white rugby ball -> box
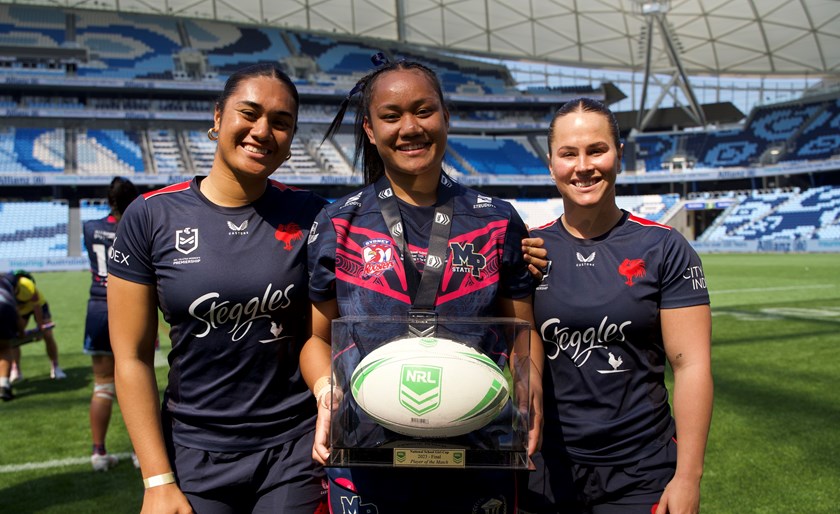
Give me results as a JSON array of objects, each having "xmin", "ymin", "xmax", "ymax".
[{"xmin": 350, "ymin": 336, "xmax": 509, "ymax": 438}]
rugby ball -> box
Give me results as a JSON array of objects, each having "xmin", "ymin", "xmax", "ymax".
[{"xmin": 350, "ymin": 336, "xmax": 509, "ymax": 438}]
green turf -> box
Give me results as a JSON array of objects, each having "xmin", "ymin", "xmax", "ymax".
[{"xmin": 1, "ymin": 255, "xmax": 839, "ymax": 512}]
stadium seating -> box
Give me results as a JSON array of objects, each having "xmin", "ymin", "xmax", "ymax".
[
  {"xmin": 291, "ymin": 33, "xmax": 382, "ymax": 75},
  {"xmin": 74, "ymin": 10, "xmax": 182, "ymax": 80},
  {"xmin": 510, "ymin": 193, "xmax": 680, "ymax": 229},
  {"xmin": 447, "ymin": 136, "xmax": 545, "ymax": 175},
  {"xmin": 148, "ymin": 129, "xmax": 186, "ymax": 174},
  {"xmin": 0, "ymin": 200, "xmax": 69, "ymax": 259},
  {"xmin": 186, "ymin": 19, "xmax": 291, "ymax": 78},
  {"xmin": 632, "ymin": 96, "xmax": 840, "ymax": 171},
  {"xmin": 783, "ymin": 98, "xmax": 840, "ymax": 162},
  {"xmin": 700, "ymin": 186, "xmax": 840, "ymax": 241},
  {"xmin": 77, "ymin": 130, "xmax": 144, "ymax": 174},
  {"xmin": 0, "ymin": 127, "xmax": 64, "ymax": 173}
]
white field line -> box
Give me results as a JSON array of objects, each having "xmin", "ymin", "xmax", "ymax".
[
  {"xmin": 711, "ymin": 284, "xmax": 835, "ymax": 295},
  {"xmin": 0, "ymin": 452, "xmax": 133, "ymax": 474},
  {"xmin": 3, "ymin": 353, "xmax": 165, "ymax": 474}
]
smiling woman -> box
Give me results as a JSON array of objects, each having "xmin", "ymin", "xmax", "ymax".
[
  {"xmin": 302, "ymin": 58, "xmax": 545, "ymax": 513},
  {"xmin": 526, "ymin": 98, "xmax": 714, "ymax": 514},
  {"xmin": 106, "ymin": 64, "xmax": 328, "ymax": 513}
]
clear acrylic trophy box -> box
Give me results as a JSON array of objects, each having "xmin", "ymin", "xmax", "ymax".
[{"xmin": 327, "ymin": 315, "xmax": 530, "ymax": 469}]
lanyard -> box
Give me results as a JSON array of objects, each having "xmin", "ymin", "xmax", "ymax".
[{"xmin": 374, "ymin": 172, "xmax": 456, "ymax": 337}]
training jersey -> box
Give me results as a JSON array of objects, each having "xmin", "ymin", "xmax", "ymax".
[
  {"xmin": 109, "ymin": 177, "xmax": 327, "ymax": 452},
  {"xmin": 309, "ymin": 175, "xmax": 534, "ymax": 514},
  {"xmin": 14, "ymin": 276, "xmax": 45, "ymax": 316},
  {"xmin": 531, "ymin": 211, "xmax": 710, "ymax": 465},
  {"xmin": 83, "ymin": 215, "xmax": 118, "ymax": 300},
  {"xmin": 308, "ymin": 178, "xmax": 534, "ymax": 316}
]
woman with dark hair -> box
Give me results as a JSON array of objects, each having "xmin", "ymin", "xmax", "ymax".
[
  {"xmin": 525, "ymin": 98, "xmax": 713, "ymax": 514},
  {"xmin": 107, "ymin": 64, "xmax": 328, "ymax": 513},
  {"xmin": 83, "ymin": 176, "xmax": 140, "ymax": 471},
  {"xmin": 302, "ymin": 58, "xmax": 544, "ymax": 513}
]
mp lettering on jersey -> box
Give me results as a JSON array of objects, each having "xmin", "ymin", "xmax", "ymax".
[
  {"xmin": 189, "ymin": 283, "xmax": 295, "ymax": 341},
  {"xmin": 340, "ymin": 495, "xmax": 379, "ymax": 514},
  {"xmin": 683, "ymin": 264, "xmax": 708, "ymax": 290},
  {"xmin": 540, "ymin": 315, "xmax": 632, "ymax": 367},
  {"xmin": 450, "ymin": 242, "xmax": 487, "ymax": 278}
]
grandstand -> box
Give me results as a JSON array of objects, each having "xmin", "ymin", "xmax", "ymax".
[{"xmin": 1, "ymin": 1, "xmax": 838, "ymax": 267}]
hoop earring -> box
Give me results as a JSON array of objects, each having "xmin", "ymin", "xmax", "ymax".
[
  {"xmin": 207, "ymin": 128, "xmax": 219, "ymax": 141},
  {"xmin": 285, "ymin": 153, "xmax": 292, "ymax": 161}
]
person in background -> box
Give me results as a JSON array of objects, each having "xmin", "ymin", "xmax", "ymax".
[
  {"xmin": 302, "ymin": 57, "xmax": 544, "ymax": 513},
  {"xmin": 10, "ymin": 271, "xmax": 65, "ymax": 381},
  {"xmin": 107, "ymin": 64, "xmax": 328, "ymax": 513},
  {"xmin": 524, "ymin": 97, "xmax": 713, "ymax": 514},
  {"xmin": 1, "ymin": 273, "xmax": 18, "ymax": 401},
  {"xmin": 83, "ymin": 176, "xmax": 141, "ymax": 471}
]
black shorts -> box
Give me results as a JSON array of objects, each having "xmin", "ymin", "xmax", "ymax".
[
  {"xmin": 170, "ymin": 430, "xmax": 327, "ymax": 514},
  {"xmin": 83, "ymin": 298, "xmax": 111, "ymax": 355},
  {"xmin": 523, "ymin": 438, "xmax": 678, "ymax": 514},
  {"xmin": 0, "ymin": 296, "xmax": 17, "ymax": 340},
  {"xmin": 327, "ymin": 466, "xmax": 522, "ymax": 514},
  {"xmin": 21, "ymin": 302, "xmax": 52, "ymax": 325}
]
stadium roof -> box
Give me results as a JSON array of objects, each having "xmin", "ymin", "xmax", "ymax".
[{"xmin": 27, "ymin": 0, "xmax": 840, "ymax": 77}]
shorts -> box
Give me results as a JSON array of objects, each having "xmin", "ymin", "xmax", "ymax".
[
  {"xmin": 170, "ymin": 430, "xmax": 327, "ymax": 514},
  {"xmin": 523, "ymin": 438, "xmax": 678, "ymax": 514},
  {"xmin": 21, "ymin": 303, "xmax": 52, "ymax": 324},
  {"xmin": 327, "ymin": 466, "xmax": 521, "ymax": 514},
  {"xmin": 0, "ymin": 296, "xmax": 17, "ymax": 340},
  {"xmin": 83, "ymin": 299, "xmax": 111, "ymax": 355}
]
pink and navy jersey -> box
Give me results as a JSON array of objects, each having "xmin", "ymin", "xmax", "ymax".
[
  {"xmin": 83, "ymin": 215, "xmax": 118, "ymax": 300},
  {"xmin": 308, "ymin": 181, "xmax": 534, "ymax": 317},
  {"xmin": 531, "ymin": 211, "xmax": 710, "ymax": 465},
  {"xmin": 109, "ymin": 177, "xmax": 327, "ymax": 452}
]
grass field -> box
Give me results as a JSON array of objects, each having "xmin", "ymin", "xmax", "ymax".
[{"xmin": 1, "ymin": 254, "xmax": 839, "ymax": 513}]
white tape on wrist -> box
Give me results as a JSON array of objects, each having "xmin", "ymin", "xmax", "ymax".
[{"xmin": 143, "ymin": 472, "xmax": 176, "ymax": 489}]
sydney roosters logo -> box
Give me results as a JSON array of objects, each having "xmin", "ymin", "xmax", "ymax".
[
  {"xmin": 362, "ymin": 239, "xmax": 395, "ymax": 277},
  {"xmin": 275, "ymin": 223, "xmax": 303, "ymax": 251},
  {"xmin": 618, "ymin": 258, "xmax": 646, "ymax": 286}
]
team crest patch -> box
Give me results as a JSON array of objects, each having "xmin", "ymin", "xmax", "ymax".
[
  {"xmin": 275, "ymin": 222, "xmax": 303, "ymax": 251},
  {"xmin": 362, "ymin": 239, "xmax": 395, "ymax": 277},
  {"xmin": 175, "ymin": 227, "xmax": 198, "ymax": 254}
]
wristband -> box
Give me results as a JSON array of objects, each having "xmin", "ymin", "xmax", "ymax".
[
  {"xmin": 143, "ymin": 472, "xmax": 176, "ymax": 489},
  {"xmin": 314, "ymin": 376, "xmax": 332, "ymax": 409}
]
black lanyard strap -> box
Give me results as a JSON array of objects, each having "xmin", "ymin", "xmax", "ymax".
[{"xmin": 374, "ymin": 172, "xmax": 456, "ymax": 335}]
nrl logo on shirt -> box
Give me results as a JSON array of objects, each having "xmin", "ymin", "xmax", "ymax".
[
  {"xmin": 173, "ymin": 227, "xmax": 201, "ymax": 265},
  {"xmin": 175, "ymin": 227, "xmax": 198, "ymax": 254}
]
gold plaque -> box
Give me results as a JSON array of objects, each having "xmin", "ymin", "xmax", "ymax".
[{"xmin": 392, "ymin": 448, "xmax": 466, "ymax": 468}]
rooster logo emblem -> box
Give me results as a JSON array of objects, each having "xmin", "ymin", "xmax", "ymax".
[
  {"xmin": 275, "ymin": 222, "xmax": 303, "ymax": 251},
  {"xmin": 618, "ymin": 258, "xmax": 646, "ymax": 286}
]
